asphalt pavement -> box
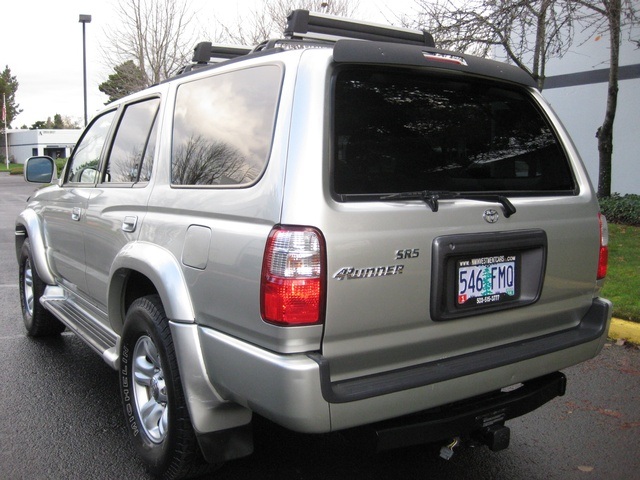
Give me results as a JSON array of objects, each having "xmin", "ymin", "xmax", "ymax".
[{"xmin": 1, "ymin": 173, "xmax": 639, "ymax": 480}]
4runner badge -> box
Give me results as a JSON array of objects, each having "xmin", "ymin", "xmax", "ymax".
[{"xmin": 333, "ymin": 264, "xmax": 404, "ymax": 281}]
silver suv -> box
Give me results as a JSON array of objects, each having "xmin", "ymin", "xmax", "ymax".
[{"xmin": 16, "ymin": 10, "xmax": 612, "ymax": 479}]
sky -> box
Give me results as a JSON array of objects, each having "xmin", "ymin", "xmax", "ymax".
[{"xmin": 4, "ymin": 0, "xmax": 420, "ymax": 129}]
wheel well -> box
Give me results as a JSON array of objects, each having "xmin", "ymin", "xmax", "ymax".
[
  {"xmin": 124, "ymin": 271, "xmax": 158, "ymax": 315},
  {"xmin": 110, "ymin": 270, "xmax": 159, "ymax": 334}
]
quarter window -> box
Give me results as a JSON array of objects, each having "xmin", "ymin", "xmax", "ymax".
[{"xmin": 172, "ymin": 66, "xmax": 282, "ymax": 186}]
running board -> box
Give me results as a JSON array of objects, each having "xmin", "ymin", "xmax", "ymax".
[{"xmin": 40, "ymin": 286, "xmax": 120, "ymax": 369}]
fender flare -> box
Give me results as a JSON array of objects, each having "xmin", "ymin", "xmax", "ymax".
[
  {"xmin": 15, "ymin": 209, "xmax": 56, "ymax": 285},
  {"xmin": 110, "ymin": 243, "xmax": 252, "ymax": 444},
  {"xmin": 108, "ymin": 242, "xmax": 195, "ymax": 327}
]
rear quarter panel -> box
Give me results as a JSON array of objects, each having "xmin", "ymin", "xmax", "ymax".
[{"xmin": 139, "ymin": 53, "xmax": 325, "ymax": 353}]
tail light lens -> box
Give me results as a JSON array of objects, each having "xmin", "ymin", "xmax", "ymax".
[
  {"xmin": 261, "ymin": 226, "xmax": 326, "ymax": 326},
  {"xmin": 597, "ymin": 213, "xmax": 609, "ymax": 280}
]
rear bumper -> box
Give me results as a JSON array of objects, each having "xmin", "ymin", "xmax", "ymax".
[
  {"xmin": 198, "ymin": 297, "xmax": 611, "ymax": 433},
  {"xmin": 314, "ymin": 297, "xmax": 611, "ymax": 403}
]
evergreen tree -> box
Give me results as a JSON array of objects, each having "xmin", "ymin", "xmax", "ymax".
[
  {"xmin": 99, "ymin": 60, "xmax": 148, "ymax": 103},
  {"xmin": 0, "ymin": 65, "xmax": 22, "ymax": 128}
]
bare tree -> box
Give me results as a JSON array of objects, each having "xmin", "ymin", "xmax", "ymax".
[
  {"xmin": 406, "ymin": 0, "xmax": 577, "ymax": 89},
  {"xmin": 103, "ymin": 0, "xmax": 198, "ymax": 88},
  {"xmin": 221, "ymin": 0, "xmax": 361, "ymax": 45},
  {"xmin": 573, "ymin": 0, "xmax": 638, "ymax": 197}
]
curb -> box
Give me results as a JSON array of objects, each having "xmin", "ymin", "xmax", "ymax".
[{"xmin": 608, "ymin": 318, "xmax": 640, "ymax": 345}]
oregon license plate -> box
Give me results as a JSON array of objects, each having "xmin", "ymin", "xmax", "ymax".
[{"xmin": 457, "ymin": 255, "xmax": 517, "ymax": 307}]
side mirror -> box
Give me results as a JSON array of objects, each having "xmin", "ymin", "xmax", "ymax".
[{"xmin": 24, "ymin": 156, "xmax": 57, "ymax": 184}]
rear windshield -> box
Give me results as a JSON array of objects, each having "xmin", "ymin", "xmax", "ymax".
[{"xmin": 332, "ymin": 68, "xmax": 575, "ymax": 197}]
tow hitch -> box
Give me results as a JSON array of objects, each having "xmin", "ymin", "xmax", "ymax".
[
  {"xmin": 440, "ymin": 424, "xmax": 510, "ymax": 460},
  {"xmin": 476, "ymin": 424, "xmax": 511, "ymax": 452},
  {"xmin": 349, "ymin": 372, "xmax": 565, "ymax": 456}
]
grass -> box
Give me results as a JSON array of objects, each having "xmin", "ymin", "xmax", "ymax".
[
  {"xmin": 602, "ymin": 223, "xmax": 640, "ymax": 323},
  {"xmin": 0, "ymin": 158, "xmax": 67, "ymax": 175},
  {"xmin": 0, "ymin": 161, "xmax": 25, "ymax": 175}
]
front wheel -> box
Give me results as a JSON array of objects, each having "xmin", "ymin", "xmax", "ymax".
[
  {"xmin": 18, "ymin": 238, "xmax": 65, "ymax": 337},
  {"xmin": 120, "ymin": 295, "xmax": 213, "ymax": 479}
]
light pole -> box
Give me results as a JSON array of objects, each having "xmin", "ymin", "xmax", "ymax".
[{"xmin": 79, "ymin": 14, "xmax": 92, "ymax": 126}]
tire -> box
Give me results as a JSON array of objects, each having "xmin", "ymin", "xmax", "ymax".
[
  {"xmin": 120, "ymin": 295, "xmax": 214, "ymax": 479},
  {"xmin": 18, "ymin": 238, "xmax": 65, "ymax": 337}
]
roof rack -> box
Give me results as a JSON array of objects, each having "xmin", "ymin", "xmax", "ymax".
[
  {"xmin": 177, "ymin": 10, "xmax": 436, "ymax": 75},
  {"xmin": 178, "ymin": 42, "xmax": 254, "ymax": 73},
  {"xmin": 284, "ymin": 9, "xmax": 435, "ymax": 48},
  {"xmin": 192, "ymin": 42, "xmax": 253, "ymax": 64}
]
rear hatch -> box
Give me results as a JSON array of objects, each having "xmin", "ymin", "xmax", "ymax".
[{"xmin": 319, "ymin": 65, "xmax": 601, "ymax": 383}]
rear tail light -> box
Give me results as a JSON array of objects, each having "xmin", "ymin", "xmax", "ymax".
[
  {"xmin": 597, "ymin": 213, "xmax": 609, "ymax": 280},
  {"xmin": 261, "ymin": 226, "xmax": 326, "ymax": 326}
]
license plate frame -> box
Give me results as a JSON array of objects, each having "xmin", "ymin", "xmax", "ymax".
[
  {"xmin": 456, "ymin": 254, "xmax": 519, "ymax": 309},
  {"xmin": 430, "ymin": 230, "xmax": 546, "ymax": 322}
]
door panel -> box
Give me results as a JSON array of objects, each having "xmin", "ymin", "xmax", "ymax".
[
  {"xmin": 84, "ymin": 98, "xmax": 160, "ymax": 311},
  {"xmin": 42, "ymin": 110, "xmax": 117, "ymax": 293},
  {"xmin": 40, "ymin": 188, "xmax": 90, "ymax": 292}
]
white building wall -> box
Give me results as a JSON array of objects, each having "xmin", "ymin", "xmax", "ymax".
[
  {"xmin": 541, "ymin": 22, "xmax": 640, "ymax": 195},
  {"xmin": 7, "ymin": 129, "xmax": 81, "ymax": 164},
  {"xmin": 543, "ymin": 78, "xmax": 639, "ymax": 195}
]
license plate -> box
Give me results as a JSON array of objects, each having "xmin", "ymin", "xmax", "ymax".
[{"xmin": 457, "ymin": 255, "xmax": 517, "ymax": 307}]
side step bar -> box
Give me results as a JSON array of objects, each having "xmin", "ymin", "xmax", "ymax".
[{"xmin": 40, "ymin": 286, "xmax": 120, "ymax": 369}]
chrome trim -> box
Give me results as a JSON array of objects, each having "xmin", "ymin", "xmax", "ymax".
[
  {"xmin": 483, "ymin": 208, "xmax": 500, "ymax": 223},
  {"xmin": 40, "ymin": 285, "xmax": 120, "ymax": 370}
]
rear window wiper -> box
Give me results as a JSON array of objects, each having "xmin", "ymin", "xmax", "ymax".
[{"xmin": 381, "ymin": 190, "xmax": 516, "ymax": 217}]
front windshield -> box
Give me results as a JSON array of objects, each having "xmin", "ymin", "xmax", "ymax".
[{"xmin": 332, "ymin": 67, "xmax": 575, "ymax": 196}]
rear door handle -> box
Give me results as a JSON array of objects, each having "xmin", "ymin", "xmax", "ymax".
[
  {"xmin": 71, "ymin": 207, "xmax": 82, "ymax": 221},
  {"xmin": 122, "ymin": 215, "xmax": 138, "ymax": 233}
]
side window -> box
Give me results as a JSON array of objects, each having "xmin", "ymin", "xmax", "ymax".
[
  {"xmin": 171, "ymin": 65, "xmax": 282, "ymax": 186},
  {"xmin": 66, "ymin": 111, "xmax": 116, "ymax": 184},
  {"xmin": 139, "ymin": 115, "xmax": 159, "ymax": 182},
  {"xmin": 104, "ymin": 98, "xmax": 161, "ymax": 184}
]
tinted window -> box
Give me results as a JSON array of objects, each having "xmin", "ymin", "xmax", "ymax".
[
  {"xmin": 67, "ymin": 111, "xmax": 116, "ymax": 184},
  {"xmin": 333, "ymin": 68, "xmax": 575, "ymax": 196},
  {"xmin": 140, "ymin": 115, "xmax": 159, "ymax": 182},
  {"xmin": 104, "ymin": 98, "xmax": 160, "ymax": 183},
  {"xmin": 172, "ymin": 65, "xmax": 282, "ymax": 186}
]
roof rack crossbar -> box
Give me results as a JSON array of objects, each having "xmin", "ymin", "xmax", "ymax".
[
  {"xmin": 284, "ymin": 10, "xmax": 435, "ymax": 48},
  {"xmin": 192, "ymin": 42, "xmax": 254, "ymax": 65}
]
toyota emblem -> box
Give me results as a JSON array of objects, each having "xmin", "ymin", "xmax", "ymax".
[{"xmin": 483, "ymin": 209, "xmax": 499, "ymax": 223}]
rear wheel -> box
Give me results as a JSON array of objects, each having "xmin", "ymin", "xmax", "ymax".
[
  {"xmin": 18, "ymin": 238, "xmax": 65, "ymax": 336},
  {"xmin": 120, "ymin": 295, "xmax": 214, "ymax": 479}
]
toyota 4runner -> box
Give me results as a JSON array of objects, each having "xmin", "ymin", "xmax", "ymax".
[{"xmin": 16, "ymin": 10, "xmax": 612, "ymax": 479}]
